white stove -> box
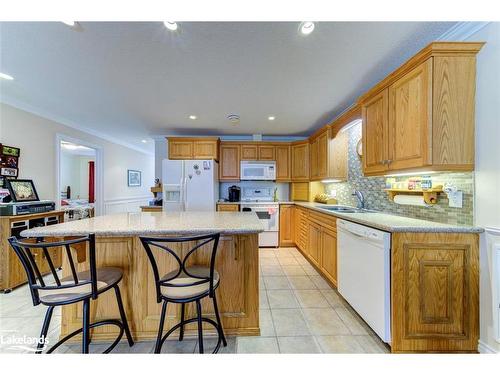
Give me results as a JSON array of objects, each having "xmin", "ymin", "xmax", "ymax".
[{"xmin": 240, "ymin": 188, "xmax": 279, "ymax": 247}]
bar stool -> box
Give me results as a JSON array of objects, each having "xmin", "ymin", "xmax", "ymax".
[
  {"xmin": 8, "ymin": 234, "xmax": 134, "ymax": 353},
  {"xmin": 140, "ymin": 233, "xmax": 227, "ymax": 354}
]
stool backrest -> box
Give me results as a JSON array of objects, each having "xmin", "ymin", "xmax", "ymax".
[
  {"xmin": 139, "ymin": 233, "xmax": 221, "ymax": 302},
  {"xmin": 8, "ymin": 234, "xmax": 98, "ymax": 305}
]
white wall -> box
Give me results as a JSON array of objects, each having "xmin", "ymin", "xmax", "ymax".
[
  {"xmin": 467, "ymin": 22, "xmax": 500, "ymax": 353},
  {"xmin": 60, "ymin": 152, "xmax": 95, "ymax": 199},
  {"xmin": 0, "ymin": 103, "xmax": 154, "ymax": 213}
]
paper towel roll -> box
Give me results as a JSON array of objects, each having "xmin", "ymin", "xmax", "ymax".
[{"xmin": 393, "ymin": 194, "xmax": 428, "ymax": 206}]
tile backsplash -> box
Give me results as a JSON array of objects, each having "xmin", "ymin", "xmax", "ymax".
[{"xmin": 324, "ymin": 123, "xmax": 474, "ymax": 226}]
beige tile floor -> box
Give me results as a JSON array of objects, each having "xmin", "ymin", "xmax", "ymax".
[{"xmin": 0, "ymin": 247, "xmax": 389, "ymax": 354}]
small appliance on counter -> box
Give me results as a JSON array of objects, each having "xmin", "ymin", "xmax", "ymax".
[
  {"xmin": 0, "ymin": 179, "xmax": 56, "ymax": 216},
  {"xmin": 228, "ymin": 185, "xmax": 241, "ymax": 202}
]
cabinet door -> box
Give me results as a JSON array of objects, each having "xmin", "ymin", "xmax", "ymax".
[
  {"xmin": 362, "ymin": 89, "xmax": 389, "ymax": 175},
  {"xmin": 307, "ymin": 221, "xmax": 321, "ymax": 267},
  {"xmin": 320, "ymin": 228, "xmax": 337, "ymax": 286},
  {"xmin": 316, "ymin": 131, "xmax": 329, "ymax": 179},
  {"xmin": 219, "ymin": 144, "xmax": 241, "ymax": 180},
  {"xmin": 168, "ymin": 140, "xmax": 193, "ymax": 159},
  {"xmin": 388, "ymin": 59, "xmax": 432, "ymax": 170},
  {"xmin": 241, "ymin": 145, "xmax": 258, "ymax": 160},
  {"xmin": 275, "ymin": 145, "xmax": 291, "ymax": 181},
  {"xmin": 193, "ymin": 140, "xmax": 219, "ymax": 160},
  {"xmin": 291, "ymin": 143, "xmax": 310, "ymax": 181},
  {"xmin": 330, "ymin": 130, "xmax": 348, "ymax": 180},
  {"xmin": 309, "ymin": 139, "xmax": 318, "ymax": 180},
  {"xmin": 258, "ymin": 145, "xmax": 275, "ymax": 160},
  {"xmin": 279, "ymin": 205, "xmax": 294, "ymax": 247}
]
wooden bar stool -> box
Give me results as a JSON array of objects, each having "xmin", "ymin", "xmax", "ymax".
[
  {"xmin": 8, "ymin": 234, "xmax": 134, "ymax": 353},
  {"xmin": 139, "ymin": 232, "xmax": 227, "ymax": 354}
]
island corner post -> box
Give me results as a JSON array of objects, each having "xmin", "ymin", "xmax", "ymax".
[{"xmin": 58, "ymin": 233, "xmax": 260, "ymax": 342}]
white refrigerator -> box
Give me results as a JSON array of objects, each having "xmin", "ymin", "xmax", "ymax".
[{"xmin": 162, "ymin": 159, "xmax": 219, "ymax": 211}]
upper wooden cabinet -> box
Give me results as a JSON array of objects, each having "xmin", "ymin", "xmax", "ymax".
[
  {"xmin": 241, "ymin": 144, "xmax": 258, "ymax": 160},
  {"xmin": 168, "ymin": 137, "xmax": 220, "ymax": 161},
  {"xmin": 359, "ymin": 42, "xmax": 483, "ymax": 176},
  {"xmin": 291, "ymin": 141, "xmax": 310, "ymax": 182},
  {"xmin": 309, "ymin": 127, "xmax": 348, "ymax": 181},
  {"xmin": 275, "ymin": 144, "xmax": 291, "ymax": 182},
  {"xmin": 219, "ymin": 143, "xmax": 240, "ymax": 180},
  {"xmin": 258, "ymin": 145, "xmax": 276, "ymax": 160}
]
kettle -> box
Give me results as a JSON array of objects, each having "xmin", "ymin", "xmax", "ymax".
[{"xmin": 228, "ymin": 185, "xmax": 241, "ymax": 202}]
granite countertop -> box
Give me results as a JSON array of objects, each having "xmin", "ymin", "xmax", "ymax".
[
  {"xmin": 294, "ymin": 202, "xmax": 483, "ymax": 233},
  {"xmin": 21, "ymin": 211, "xmax": 265, "ymax": 237}
]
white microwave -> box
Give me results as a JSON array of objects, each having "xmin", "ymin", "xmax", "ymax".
[{"xmin": 240, "ymin": 161, "xmax": 276, "ymax": 181}]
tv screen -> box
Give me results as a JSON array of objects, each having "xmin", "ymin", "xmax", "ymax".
[{"xmin": 6, "ymin": 179, "xmax": 40, "ymax": 202}]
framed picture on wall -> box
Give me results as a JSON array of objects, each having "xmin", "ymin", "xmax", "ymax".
[
  {"xmin": 0, "ymin": 167, "xmax": 18, "ymax": 177},
  {"xmin": 127, "ymin": 170, "xmax": 142, "ymax": 187},
  {"xmin": 1, "ymin": 145, "xmax": 20, "ymax": 157}
]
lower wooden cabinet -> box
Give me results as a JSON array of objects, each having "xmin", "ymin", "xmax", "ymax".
[
  {"xmin": 391, "ymin": 231, "xmax": 479, "ymax": 353},
  {"xmin": 279, "ymin": 205, "xmax": 294, "ymax": 247},
  {"xmin": 319, "ymin": 227, "xmax": 337, "ymax": 286},
  {"xmin": 307, "ymin": 221, "xmax": 321, "ymax": 267}
]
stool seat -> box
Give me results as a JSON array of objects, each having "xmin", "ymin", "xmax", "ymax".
[
  {"xmin": 160, "ymin": 266, "xmax": 219, "ymax": 300},
  {"xmin": 39, "ymin": 267, "xmax": 123, "ymax": 304}
]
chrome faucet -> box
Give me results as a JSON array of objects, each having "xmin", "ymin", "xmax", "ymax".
[{"xmin": 352, "ymin": 190, "xmax": 365, "ymax": 209}]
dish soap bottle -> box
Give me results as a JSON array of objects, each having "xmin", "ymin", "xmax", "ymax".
[{"xmin": 273, "ymin": 187, "xmax": 278, "ymax": 202}]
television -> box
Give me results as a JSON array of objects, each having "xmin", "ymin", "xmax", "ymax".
[{"xmin": 6, "ymin": 179, "xmax": 40, "ymax": 202}]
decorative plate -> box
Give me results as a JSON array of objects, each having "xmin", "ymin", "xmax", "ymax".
[{"xmin": 356, "ymin": 139, "xmax": 363, "ymax": 158}]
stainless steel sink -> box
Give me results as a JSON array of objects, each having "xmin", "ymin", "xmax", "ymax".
[{"xmin": 320, "ymin": 205, "xmax": 367, "ymax": 213}]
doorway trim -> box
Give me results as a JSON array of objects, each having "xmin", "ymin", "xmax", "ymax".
[{"xmin": 55, "ymin": 133, "xmax": 104, "ymax": 216}]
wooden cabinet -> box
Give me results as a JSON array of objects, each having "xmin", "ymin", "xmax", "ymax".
[
  {"xmin": 275, "ymin": 145, "xmax": 291, "ymax": 181},
  {"xmin": 320, "ymin": 227, "xmax": 337, "ymax": 286},
  {"xmin": 241, "ymin": 145, "xmax": 258, "ymax": 160},
  {"xmin": 258, "ymin": 145, "xmax": 275, "ymax": 160},
  {"xmin": 141, "ymin": 206, "xmax": 162, "ymax": 212},
  {"xmin": 0, "ymin": 211, "xmax": 65, "ymax": 292},
  {"xmin": 330, "ymin": 130, "xmax": 349, "ymax": 180},
  {"xmin": 359, "ymin": 42, "xmax": 483, "ymax": 176},
  {"xmin": 307, "ymin": 221, "xmax": 321, "ymax": 267},
  {"xmin": 388, "ymin": 59, "xmax": 432, "ymax": 170},
  {"xmin": 216, "ymin": 203, "xmax": 240, "ymax": 212},
  {"xmin": 279, "ymin": 205, "xmax": 294, "ymax": 247},
  {"xmin": 309, "ymin": 130, "xmax": 328, "ymax": 180},
  {"xmin": 291, "ymin": 141, "xmax": 309, "ymax": 182},
  {"xmin": 168, "ymin": 137, "xmax": 219, "ymax": 160},
  {"xmin": 294, "ymin": 207, "xmax": 309, "ymax": 252},
  {"xmin": 219, "ymin": 144, "xmax": 240, "ymax": 181},
  {"xmin": 362, "ymin": 89, "xmax": 389, "ymax": 175},
  {"xmin": 391, "ymin": 232, "xmax": 479, "ymax": 353}
]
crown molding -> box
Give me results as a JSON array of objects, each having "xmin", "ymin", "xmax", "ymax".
[
  {"xmin": 1, "ymin": 99, "xmax": 154, "ymax": 156},
  {"xmin": 438, "ymin": 22, "xmax": 490, "ymax": 41}
]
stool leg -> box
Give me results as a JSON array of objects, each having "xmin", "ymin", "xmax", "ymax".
[
  {"xmin": 196, "ymin": 300, "xmax": 204, "ymax": 354},
  {"xmin": 114, "ymin": 285, "xmax": 134, "ymax": 347},
  {"xmin": 154, "ymin": 300, "xmax": 167, "ymax": 354},
  {"xmin": 36, "ymin": 306, "xmax": 54, "ymax": 354},
  {"xmin": 82, "ymin": 298, "xmax": 91, "ymax": 354},
  {"xmin": 212, "ymin": 293, "xmax": 227, "ymax": 347},
  {"xmin": 179, "ymin": 303, "xmax": 185, "ymax": 341}
]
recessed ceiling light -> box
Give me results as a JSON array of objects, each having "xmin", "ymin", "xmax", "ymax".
[
  {"xmin": 0, "ymin": 72, "xmax": 14, "ymax": 80},
  {"xmin": 268, "ymin": 116, "xmax": 276, "ymax": 121},
  {"xmin": 189, "ymin": 115, "xmax": 197, "ymax": 120},
  {"xmin": 163, "ymin": 22, "xmax": 178, "ymax": 31},
  {"xmin": 299, "ymin": 22, "xmax": 315, "ymax": 35},
  {"xmin": 62, "ymin": 21, "xmax": 77, "ymax": 27},
  {"xmin": 141, "ymin": 139, "xmax": 147, "ymax": 143}
]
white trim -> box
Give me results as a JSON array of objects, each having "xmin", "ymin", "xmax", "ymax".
[
  {"xmin": 103, "ymin": 195, "xmax": 151, "ymax": 203},
  {"xmin": 438, "ymin": 22, "xmax": 491, "ymax": 41},
  {"xmin": 2, "ymin": 99, "xmax": 154, "ymax": 156},
  {"xmin": 103, "ymin": 195, "xmax": 151, "ymax": 214},
  {"xmin": 478, "ymin": 340, "xmax": 498, "ymax": 354},
  {"xmin": 55, "ymin": 133, "xmax": 104, "ymax": 216}
]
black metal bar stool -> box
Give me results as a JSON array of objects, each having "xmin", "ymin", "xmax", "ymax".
[
  {"xmin": 8, "ymin": 234, "xmax": 134, "ymax": 353},
  {"xmin": 139, "ymin": 232, "xmax": 227, "ymax": 354}
]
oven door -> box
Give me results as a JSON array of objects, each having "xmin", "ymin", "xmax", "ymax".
[{"xmin": 241, "ymin": 205, "xmax": 278, "ymax": 231}]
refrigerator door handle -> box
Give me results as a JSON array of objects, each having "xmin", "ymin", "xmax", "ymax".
[{"xmin": 183, "ymin": 177, "xmax": 188, "ymax": 211}]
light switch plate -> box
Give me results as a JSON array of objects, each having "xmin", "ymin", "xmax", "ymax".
[{"xmin": 448, "ymin": 191, "xmax": 463, "ymax": 208}]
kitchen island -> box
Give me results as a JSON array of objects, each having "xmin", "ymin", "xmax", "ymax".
[{"xmin": 22, "ymin": 211, "xmax": 264, "ymax": 342}]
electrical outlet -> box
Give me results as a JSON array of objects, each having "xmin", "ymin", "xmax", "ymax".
[{"xmin": 448, "ymin": 191, "xmax": 463, "ymax": 208}]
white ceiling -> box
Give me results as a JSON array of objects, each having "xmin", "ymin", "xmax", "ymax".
[{"xmin": 0, "ymin": 22, "xmax": 455, "ymax": 153}]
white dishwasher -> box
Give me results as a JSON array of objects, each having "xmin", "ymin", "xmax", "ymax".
[{"xmin": 337, "ymin": 219, "xmax": 391, "ymax": 343}]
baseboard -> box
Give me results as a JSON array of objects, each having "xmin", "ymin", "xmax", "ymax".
[{"xmin": 478, "ymin": 340, "xmax": 499, "ymax": 353}]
